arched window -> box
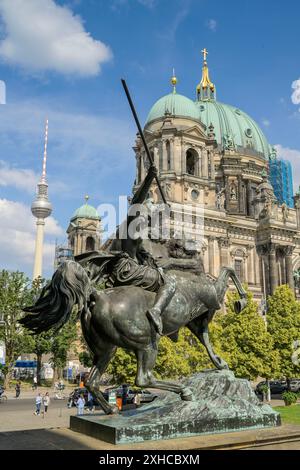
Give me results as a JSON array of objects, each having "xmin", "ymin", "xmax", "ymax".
[
  {"xmin": 234, "ymin": 259, "xmax": 244, "ymax": 282},
  {"xmin": 166, "ymin": 140, "xmax": 171, "ymax": 170},
  {"xmin": 186, "ymin": 148, "xmax": 198, "ymax": 176},
  {"xmin": 86, "ymin": 237, "xmax": 95, "ymax": 252}
]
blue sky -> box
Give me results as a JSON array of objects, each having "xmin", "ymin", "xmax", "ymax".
[{"xmin": 0, "ymin": 0, "xmax": 300, "ymax": 277}]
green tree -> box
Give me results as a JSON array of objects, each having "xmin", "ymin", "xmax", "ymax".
[
  {"xmin": 78, "ymin": 350, "xmax": 93, "ymax": 368},
  {"xmin": 267, "ymin": 285, "xmax": 300, "ymax": 383},
  {"xmin": 0, "ymin": 270, "xmax": 35, "ymax": 387},
  {"xmin": 154, "ymin": 328, "xmax": 212, "ymax": 380},
  {"xmin": 50, "ymin": 312, "xmax": 78, "ymax": 382},
  {"xmin": 106, "ymin": 328, "xmax": 213, "ymax": 385},
  {"xmin": 215, "ymin": 288, "xmax": 280, "ymax": 380},
  {"xmin": 27, "ymin": 277, "xmax": 52, "ymax": 386},
  {"xmin": 107, "ymin": 349, "xmax": 137, "ymax": 385}
]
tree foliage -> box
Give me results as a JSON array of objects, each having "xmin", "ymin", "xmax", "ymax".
[
  {"xmin": 267, "ymin": 285, "xmax": 300, "ymax": 379},
  {"xmin": 0, "ymin": 270, "xmax": 35, "ymax": 387},
  {"xmin": 49, "ymin": 312, "xmax": 78, "ymax": 381},
  {"xmin": 26, "ymin": 277, "xmax": 52, "ymax": 385},
  {"xmin": 214, "ymin": 288, "xmax": 280, "ymax": 380},
  {"xmin": 105, "ymin": 328, "xmax": 213, "ymax": 385},
  {"xmin": 154, "ymin": 329, "xmax": 212, "ymax": 379}
]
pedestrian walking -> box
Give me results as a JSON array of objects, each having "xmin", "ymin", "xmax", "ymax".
[
  {"xmin": 34, "ymin": 393, "xmax": 42, "ymax": 416},
  {"xmin": 15, "ymin": 381, "xmax": 21, "ymax": 398},
  {"xmin": 33, "ymin": 376, "xmax": 38, "ymax": 390},
  {"xmin": 87, "ymin": 391, "xmax": 94, "ymax": 412},
  {"xmin": 134, "ymin": 392, "xmax": 141, "ymax": 408},
  {"xmin": 43, "ymin": 392, "xmax": 50, "ymax": 414},
  {"xmin": 76, "ymin": 394, "xmax": 85, "ymax": 416}
]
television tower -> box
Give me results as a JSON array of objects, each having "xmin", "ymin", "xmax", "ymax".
[{"xmin": 31, "ymin": 119, "xmax": 52, "ymax": 280}]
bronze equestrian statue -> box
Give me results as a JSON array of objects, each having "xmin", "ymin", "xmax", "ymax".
[
  {"xmin": 20, "ymin": 82, "xmax": 247, "ymax": 415},
  {"xmin": 20, "ymin": 230, "xmax": 247, "ymax": 415}
]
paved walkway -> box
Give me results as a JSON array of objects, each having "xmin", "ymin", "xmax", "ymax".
[
  {"xmin": 1, "ymin": 389, "xmax": 299, "ymax": 450},
  {"xmin": 1, "ymin": 424, "xmax": 300, "ymax": 450}
]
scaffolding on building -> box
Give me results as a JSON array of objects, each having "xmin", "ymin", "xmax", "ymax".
[
  {"xmin": 54, "ymin": 242, "xmax": 74, "ymax": 270},
  {"xmin": 269, "ymin": 158, "xmax": 294, "ymax": 208}
]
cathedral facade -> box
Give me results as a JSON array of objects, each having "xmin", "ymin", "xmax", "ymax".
[{"xmin": 132, "ymin": 51, "xmax": 300, "ymax": 302}]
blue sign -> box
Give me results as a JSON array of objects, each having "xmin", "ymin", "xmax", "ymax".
[{"xmin": 15, "ymin": 361, "xmax": 37, "ymax": 368}]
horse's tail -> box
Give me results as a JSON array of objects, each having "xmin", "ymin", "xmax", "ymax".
[{"xmin": 20, "ymin": 261, "xmax": 91, "ymax": 334}]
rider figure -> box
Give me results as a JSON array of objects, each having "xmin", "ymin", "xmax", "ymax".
[{"xmin": 111, "ymin": 164, "xmax": 176, "ymax": 335}]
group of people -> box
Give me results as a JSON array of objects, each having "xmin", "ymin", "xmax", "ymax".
[{"xmin": 33, "ymin": 392, "xmax": 50, "ymax": 416}]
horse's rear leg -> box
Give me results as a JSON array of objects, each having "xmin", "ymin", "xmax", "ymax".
[
  {"xmin": 188, "ymin": 316, "xmax": 228, "ymax": 370},
  {"xmin": 135, "ymin": 347, "xmax": 193, "ymax": 401},
  {"xmin": 85, "ymin": 344, "xmax": 117, "ymax": 415}
]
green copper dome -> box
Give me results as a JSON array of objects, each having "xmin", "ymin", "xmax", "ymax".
[
  {"xmin": 145, "ymin": 54, "xmax": 271, "ymax": 160},
  {"xmin": 71, "ymin": 203, "xmax": 100, "ymax": 221},
  {"xmin": 146, "ymin": 93, "xmax": 199, "ymax": 124},
  {"xmin": 196, "ymin": 100, "xmax": 270, "ymax": 159}
]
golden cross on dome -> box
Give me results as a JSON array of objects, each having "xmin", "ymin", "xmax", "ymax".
[{"xmin": 201, "ymin": 48, "xmax": 208, "ymax": 62}]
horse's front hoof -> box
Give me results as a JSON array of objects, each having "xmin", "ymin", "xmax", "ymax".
[
  {"xmin": 216, "ymin": 356, "xmax": 229, "ymax": 370},
  {"xmin": 180, "ymin": 388, "xmax": 194, "ymax": 401}
]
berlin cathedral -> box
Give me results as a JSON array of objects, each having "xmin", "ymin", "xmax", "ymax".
[{"xmin": 65, "ymin": 50, "xmax": 300, "ymax": 305}]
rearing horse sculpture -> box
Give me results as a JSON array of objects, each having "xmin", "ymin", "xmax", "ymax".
[{"xmin": 20, "ymin": 260, "xmax": 247, "ymax": 415}]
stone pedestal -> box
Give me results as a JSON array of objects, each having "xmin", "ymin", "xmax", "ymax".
[{"xmin": 70, "ymin": 370, "xmax": 280, "ymax": 445}]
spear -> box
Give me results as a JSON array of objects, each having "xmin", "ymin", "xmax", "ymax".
[{"xmin": 121, "ymin": 79, "xmax": 167, "ymax": 205}]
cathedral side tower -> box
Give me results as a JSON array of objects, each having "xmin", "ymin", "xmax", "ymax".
[{"xmin": 67, "ymin": 196, "xmax": 101, "ymax": 256}]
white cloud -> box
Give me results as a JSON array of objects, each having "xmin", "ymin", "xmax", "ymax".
[
  {"xmin": 291, "ymin": 79, "xmax": 300, "ymax": 105},
  {"xmin": 0, "ymin": 0, "xmax": 113, "ymax": 77},
  {"xmin": 274, "ymin": 144, "xmax": 300, "ymax": 191},
  {"xmin": 0, "ymin": 160, "xmax": 38, "ymax": 193},
  {"xmin": 0, "ymin": 198, "xmax": 64, "ymax": 275},
  {"xmin": 0, "ymin": 160, "xmax": 69, "ymax": 195},
  {"xmin": 0, "ymin": 80, "xmax": 6, "ymax": 104},
  {"xmin": 157, "ymin": 7, "xmax": 189, "ymax": 42},
  {"xmin": 206, "ymin": 19, "xmax": 217, "ymax": 32},
  {"xmin": 0, "ymin": 101, "xmax": 134, "ymax": 173}
]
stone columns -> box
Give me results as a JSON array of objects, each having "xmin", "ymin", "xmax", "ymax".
[
  {"xmin": 257, "ymin": 243, "xmax": 278, "ymax": 295},
  {"xmin": 201, "ymin": 149, "xmax": 208, "ymax": 178},
  {"xmin": 268, "ymin": 243, "xmax": 278, "ymax": 295},
  {"xmin": 246, "ymin": 180, "xmax": 252, "ymax": 216},
  {"xmin": 238, "ymin": 176, "xmax": 243, "ymax": 213},
  {"xmin": 170, "ymin": 139, "xmax": 174, "ymax": 171},
  {"xmin": 284, "ymin": 246, "xmax": 295, "ymax": 291},
  {"xmin": 247, "ymin": 246, "xmax": 255, "ymax": 284},
  {"xmin": 208, "ymin": 236, "xmax": 215, "ymax": 276},
  {"xmin": 153, "ymin": 146, "xmax": 159, "ymax": 168},
  {"xmin": 162, "ymin": 140, "xmax": 167, "ymax": 171},
  {"xmin": 210, "ymin": 151, "xmax": 215, "ymax": 180},
  {"xmin": 243, "ymin": 252, "xmax": 248, "ymax": 283},
  {"xmin": 279, "ymin": 256, "xmax": 286, "ymax": 285}
]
